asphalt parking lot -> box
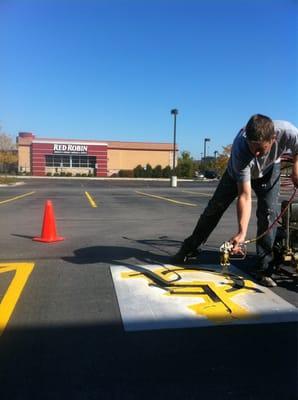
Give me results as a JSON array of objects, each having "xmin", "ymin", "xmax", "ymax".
[{"xmin": 0, "ymin": 178, "xmax": 297, "ymax": 399}]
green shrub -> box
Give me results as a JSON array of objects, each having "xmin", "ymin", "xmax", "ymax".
[
  {"xmin": 0, "ymin": 177, "xmax": 18, "ymax": 184},
  {"xmin": 133, "ymin": 164, "xmax": 154, "ymax": 177},
  {"xmin": 118, "ymin": 169, "xmax": 134, "ymax": 177},
  {"xmin": 46, "ymin": 172, "xmax": 52, "ymax": 176},
  {"xmin": 162, "ymin": 165, "xmax": 172, "ymax": 178},
  {"xmin": 152, "ymin": 165, "xmax": 162, "ymax": 178},
  {"xmin": 144, "ymin": 164, "xmax": 153, "ymax": 177},
  {"xmin": 66, "ymin": 172, "xmax": 72, "ymax": 177},
  {"xmin": 133, "ymin": 165, "xmax": 145, "ymax": 177},
  {"xmin": 75, "ymin": 173, "xmax": 81, "ymax": 177}
]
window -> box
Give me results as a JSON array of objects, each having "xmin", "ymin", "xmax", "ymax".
[
  {"xmin": 62, "ymin": 156, "xmax": 70, "ymax": 167},
  {"xmin": 45, "ymin": 155, "xmax": 96, "ymax": 168},
  {"xmin": 45, "ymin": 155, "xmax": 70, "ymax": 167},
  {"xmin": 80, "ymin": 156, "xmax": 88, "ymax": 167},
  {"xmin": 71, "ymin": 155, "xmax": 96, "ymax": 168},
  {"xmin": 72, "ymin": 156, "xmax": 80, "ymax": 167}
]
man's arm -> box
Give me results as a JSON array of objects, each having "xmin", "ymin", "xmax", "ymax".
[
  {"xmin": 230, "ymin": 180, "xmax": 252, "ymax": 252},
  {"xmin": 292, "ymin": 154, "xmax": 298, "ymax": 187}
]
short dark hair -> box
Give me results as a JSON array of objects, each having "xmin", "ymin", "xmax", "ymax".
[{"xmin": 245, "ymin": 114, "xmax": 275, "ymax": 141}]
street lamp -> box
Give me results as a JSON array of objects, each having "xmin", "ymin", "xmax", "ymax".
[
  {"xmin": 214, "ymin": 150, "xmax": 218, "ymax": 159},
  {"xmin": 170, "ymin": 108, "xmax": 178, "ymax": 187},
  {"xmin": 204, "ymin": 138, "xmax": 210, "ymax": 161}
]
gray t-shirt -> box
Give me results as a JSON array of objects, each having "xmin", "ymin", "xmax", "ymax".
[{"xmin": 227, "ymin": 120, "xmax": 298, "ymax": 182}]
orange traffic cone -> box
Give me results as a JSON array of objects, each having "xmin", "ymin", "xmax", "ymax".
[{"xmin": 33, "ymin": 200, "xmax": 64, "ymax": 243}]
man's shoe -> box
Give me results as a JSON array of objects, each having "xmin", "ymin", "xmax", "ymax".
[
  {"xmin": 171, "ymin": 247, "xmax": 200, "ymax": 264},
  {"xmin": 256, "ymin": 275, "xmax": 277, "ymax": 287}
]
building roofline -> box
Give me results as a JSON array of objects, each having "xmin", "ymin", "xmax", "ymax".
[
  {"xmin": 33, "ymin": 139, "xmax": 108, "ymax": 146},
  {"xmin": 19, "ymin": 134, "xmax": 176, "ymax": 150}
]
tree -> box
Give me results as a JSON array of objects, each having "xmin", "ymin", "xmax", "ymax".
[
  {"xmin": 0, "ymin": 132, "xmax": 16, "ymax": 151},
  {"xmin": 177, "ymin": 151, "xmax": 194, "ymax": 178},
  {"xmin": 214, "ymin": 144, "xmax": 232, "ymax": 176},
  {"xmin": 0, "ymin": 131, "xmax": 18, "ymax": 173}
]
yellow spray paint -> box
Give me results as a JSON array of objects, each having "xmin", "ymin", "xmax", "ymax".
[
  {"xmin": 121, "ymin": 266, "xmax": 257, "ymax": 323},
  {"xmin": 0, "ymin": 263, "xmax": 35, "ymax": 336}
]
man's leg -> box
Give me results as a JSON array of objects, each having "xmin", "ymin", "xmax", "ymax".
[
  {"xmin": 252, "ymin": 164, "xmax": 280, "ymax": 285},
  {"xmin": 172, "ymin": 170, "xmax": 238, "ymax": 263}
]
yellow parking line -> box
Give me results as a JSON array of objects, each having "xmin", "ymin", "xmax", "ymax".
[
  {"xmin": 136, "ymin": 191, "xmax": 197, "ymax": 207},
  {"xmin": 85, "ymin": 191, "xmax": 98, "ymax": 208},
  {"xmin": 0, "ymin": 191, "xmax": 35, "ymax": 205},
  {"xmin": 182, "ymin": 190, "xmax": 260, "ymax": 203},
  {"xmin": 0, "ymin": 263, "xmax": 35, "ymax": 336},
  {"xmin": 182, "ymin": 190, "xmax": 212, "ymax": 197}
]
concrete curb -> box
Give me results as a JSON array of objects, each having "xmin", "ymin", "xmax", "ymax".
[
  {"xmin": 0, "ymin": 175, "xmax": 216, "ymax": 182},
  {"xmin": 0, "ymin": 175, "xmax": 196, "ymax": 182}
]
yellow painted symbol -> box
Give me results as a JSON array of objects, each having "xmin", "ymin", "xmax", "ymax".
[
  {"xmin": 121, "ymin": 266, "xmax": 259, "ymax": 323},
  {"xmin": 0, "ymin": 263, "xmax": 35, "ymax": 336}
]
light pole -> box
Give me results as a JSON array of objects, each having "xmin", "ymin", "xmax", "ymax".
[
  {"xmin": 204, "ymin": 138, "xmax": 210, "ymax": 161},
  {"xmin": 171, "ymin": 108, "xmax": 178, "ymax": 187},
  {"xmin": 214, "ymin": 150, "xmax": 218, "ymax": 159}
]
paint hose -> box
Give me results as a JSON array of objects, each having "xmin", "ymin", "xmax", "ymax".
[{"xmin": 244, "ymin": 187, "xmax": 297, "ymax": 245}]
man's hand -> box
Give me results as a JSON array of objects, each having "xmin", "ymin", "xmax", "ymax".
[{"xmin": 229, "ymin": 232, "xmax": 246, "ymax": 255}]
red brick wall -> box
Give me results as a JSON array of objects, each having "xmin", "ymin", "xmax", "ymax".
[
  {"xmin": 31, "ymin": 143, "xmax": 49, "ymax": 176},
  {"xmin": 88, "ymin": 144, "xmax": 108, "ymax": 177},
  {"xmin": 31, "ymin": 142, "xmax": 108, "ymax": 176}
]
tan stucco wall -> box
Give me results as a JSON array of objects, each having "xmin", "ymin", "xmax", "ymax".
[
  {"xmin": 18, "ymin": 145, "xmax": 31, "ymax": 172},
  {"xmin": 108, "ymin": 149, "xmax": 173, "ymax": 173}
]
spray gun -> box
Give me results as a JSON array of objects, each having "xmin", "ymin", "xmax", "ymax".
[
  {"xmin": 220, "ymin": 242, "xmax": 233, "ymax": 274},
  {"xmin": 220, "ymin": 241, "xmax": 247, "ymax": 273}
]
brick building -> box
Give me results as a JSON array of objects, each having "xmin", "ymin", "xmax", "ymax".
[{"xmin": 17, "ymin": 132, "xmax": 177, "ymax": 177}]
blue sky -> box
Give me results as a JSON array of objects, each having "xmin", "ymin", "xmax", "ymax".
[{"xmin": 1, "ymin": 0, "xmax": 297, "ymax": 159}]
